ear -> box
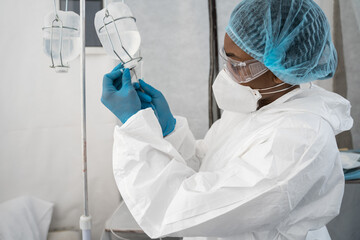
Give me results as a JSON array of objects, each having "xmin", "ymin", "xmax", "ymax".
[{"xmin": 272, "ymin": 74, "xmax": 283, "ymax": 84}]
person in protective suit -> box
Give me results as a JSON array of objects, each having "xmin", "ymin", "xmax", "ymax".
[{"xmin": 101, "ymin": 0, "xmax": 353, "ymax": 239}]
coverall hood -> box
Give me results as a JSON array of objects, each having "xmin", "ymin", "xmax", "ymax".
[{"xmin": 262, "ymin": 84, "xmax": 353, "ymax": 135}]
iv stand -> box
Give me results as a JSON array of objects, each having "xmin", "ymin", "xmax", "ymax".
[{"xmin": 79, "ymin": 0, "xmax": 92, "ymax": 239}]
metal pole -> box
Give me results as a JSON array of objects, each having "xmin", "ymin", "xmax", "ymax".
[
  {"xmin": 79, "ymin": 0, "xmax": 92, "ymax": 239},
  {"xmin": 333, "ymin": 0, "xmax": 353, "ymax": 149},
  {"xmin": 207, "ymin": 0, "xmax": 221, "ymax": 127},
  {"xmin": 80, "ymin": 0, "xmax": 88, "ymax": 218}
]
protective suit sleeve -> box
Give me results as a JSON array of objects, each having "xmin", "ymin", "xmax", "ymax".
[
  {"xmin": 164, "ymin": 116, "xmax": 221, "ymax": 172},
  {"xmin": 163, "ymin": 116, "xmax": 200, "ymax": 171},
  {"xmin": 113, "ymin": 108, "xmax": 342, "ymax": 239}
]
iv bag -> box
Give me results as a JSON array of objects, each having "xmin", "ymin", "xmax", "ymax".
[
  {"xmin": 42, "ymin": 10, "xmax": 80, "ymax": 73},
  {"xmin": 94, "ymin": 2, "xmax": 141, "ymax": 67}
]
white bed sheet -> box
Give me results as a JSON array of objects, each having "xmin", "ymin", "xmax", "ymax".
[{"xmin": 0, "ymin": 196, "xmax": 53, "ymax": 240}]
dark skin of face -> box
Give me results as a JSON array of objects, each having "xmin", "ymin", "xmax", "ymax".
[{"xmin": 223, "ymin": 34, "xmax": 299, "ymax": 109}]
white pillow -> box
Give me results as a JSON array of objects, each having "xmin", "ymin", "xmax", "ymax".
[{"xmin": 0, "ymin": 196, "xmax": 53, "ymax": 240}]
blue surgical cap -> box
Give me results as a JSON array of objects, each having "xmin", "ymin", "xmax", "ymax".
[{"xmin": 226, "ymin": 0, "xmax": 338, "ymax": 85}]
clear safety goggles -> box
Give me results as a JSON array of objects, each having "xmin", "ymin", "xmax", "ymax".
[{"xmin": 219, "ymin": 47, "xmax": 269, "ymax": 83}]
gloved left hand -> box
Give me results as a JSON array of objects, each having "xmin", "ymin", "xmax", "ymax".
[{"xmin": 101, "ymin": 67, "xmax": 151, "ymax": 123}]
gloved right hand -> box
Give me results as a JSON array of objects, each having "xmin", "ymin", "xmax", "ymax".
[{"xmin": 134, "ymin": 80, "xmax": 176, "ymax": 136}]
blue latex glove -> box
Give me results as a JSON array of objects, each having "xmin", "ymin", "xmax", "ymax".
[
  {"xmin": 101, "ymin": 66, "xmax": 151, "ymax": 123},
  {"xmin": 134, "ymin": 80, "xmax": 176, "ymax": 136}
]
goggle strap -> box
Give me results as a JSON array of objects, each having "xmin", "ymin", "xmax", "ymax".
[
  {"xmin": 258, "ymin": 84, "xmax": 296, "ymax": 95},
  {"xmin": 259, "ymin": 82, "xmax": 286, "ymax": 91}
]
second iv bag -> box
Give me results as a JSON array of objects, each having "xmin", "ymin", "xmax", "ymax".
[
  {"xmin": 94, "ymin": 2, "xmax": 141, "ymax": 69},
  {"xmin": 42, "ymin": 10, "xmax": 80, "ymax": 73}
]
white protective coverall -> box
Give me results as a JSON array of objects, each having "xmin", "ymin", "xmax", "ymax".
[{"xmin": 112, "ymin": 84, "xmax": 353, "ymax": 240}]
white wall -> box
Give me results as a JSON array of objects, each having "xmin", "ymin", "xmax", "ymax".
[
  {"xmin": 127, "ymin": 0, "xmax": 210, "ymax": 138},
  {"xmin": 0, "ymin": 1, "xmax": 120, "ymax": 239}
]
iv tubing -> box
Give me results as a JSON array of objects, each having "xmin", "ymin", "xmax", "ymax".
[{"xmin": 53, "ymin": 0, "xmax": 58, "ymax": 15}]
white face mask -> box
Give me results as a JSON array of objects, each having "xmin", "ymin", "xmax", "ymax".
[
  {"xmin": 212, "ymin": 69, "xmax": 294, "ymax": 113},
  {"xmin": 213, "ymin": 69, "xmax": 261, "ymax": 113}
]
